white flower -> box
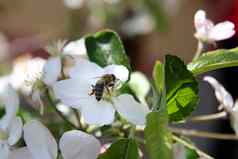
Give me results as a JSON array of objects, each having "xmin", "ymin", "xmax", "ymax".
[
  {"xmin": 42, "ymin": 57, "xmax": 62, "ymax": 86},
  {"xmin": 9, "ymin": 120, "xmax": 101, "ymax": 159},
  {"xmin": 42, "ymin": 38, "xmax": 87, "ymax": 85},
  {"xmin": 128, "ymin": 71, "xmax": 150, "ymax": 104},
  {"xmin": 0, "ymin": 85, "xmax": 23, "ymax": 159},
  {"xmin": 204, "ymin": 76, "xmax": 233, "ymax": 111},
  {"xmin": 194, "ymin": 10, "xmax": 235, "ymax": 43},
  {"xmin": 204, "ymin": 76, "xmax": 238, "ymax": 135},
  {"xmin": 9, "ymin": 56, "xmax": 46, "ymax": 95},
  {"xmin": 53, "ymin": 59, "xmax": 150, "ymax": 126},
  {"xmin": 63, "ymin": 38, "xmax": 87, "ymax": 59}
]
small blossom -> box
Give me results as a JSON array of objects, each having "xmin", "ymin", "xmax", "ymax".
[
  {"xmin": 53, "ymin": 59, "xmax": 150, "ymax": 126},
  {"xmin": 204, "ymin": 76, "xmax": 238, "ymax": 135},
  {"xmin": 204, "ymin": 76, "xmax": 233, "ymax": 111},
  {"xmin": 0, "ymin": 85, "xmax": 23, "ymax": 159},
  {"xmin": 9, "ymin": 56, "xmax": 46, "ymax": 95},
  {"xmin": 9, "ymin": 120, "xmax": 101, "ymax": 159},
  {"xmin": 194, "ymin": 10, "xmax": 235, "ymax": 43}
]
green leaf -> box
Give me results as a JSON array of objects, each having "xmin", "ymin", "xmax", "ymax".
[
  {"xmin": 186, "ymin": 148, "xmax": 199, "ymax": 159},
  {"xmin": 145, "ymin": 112, "xmax": 172, "ymax": 159},
  {"xmin": 97, "ymin": 139, "xmax": 139, "ymax": 159},
  {"xmin": 145, "ymin": 62, "xmax": 172, "ymax": 159},
  {"xmin": 153, "ymin": 61, "xmax": 164, "ymax": 94},
  {"xmin": 166, "ymin": 55, "xmax": 199, "ymax": 121},
  {"xmin": 188, "ymin": 47, "xmax": 238, "ymax": 75},
  {"xmin": 85, "ymin": 30, "xmax": 131, "ymax": 70}
]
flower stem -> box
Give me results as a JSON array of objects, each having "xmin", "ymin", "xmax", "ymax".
[
  {"xmin": 45, "ymin": 90, "xmax": 79, "ymax": 129},
  {"xmin": 192, "ymin": 40, "xmax": 204, "ymax": 61},
  {"xmin": 188, "ymin": 111, "xmax": 227, "ymax": 123},
  {"xmin": 73, "ymin": 109, "xmax": 84, "ymax": 129},
  {"xmin": 171, "ymin": 127, "xmax": 238, "ymax": 140},
  {"xmin": 172, "ymin": 135, "xmax": 214, "ymax": 159}
]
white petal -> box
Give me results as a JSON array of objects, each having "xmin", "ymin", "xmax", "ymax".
[
  {"xmin": 113, "ymin": 94, "xmax": 150, "ymax": 125},
  {"xmin": 23, "ymin": 120, "xmax": 58, "ymax": 159},
  {"xmin": 43, "ymin": 57, "xmax": 62, "ymax": 86},
  {"xmin": 0, "ymin": 143, "xmax": 10, "ymax": 159},
  {"xmin": 8, "ymin": 117, "xmax": 23, "ymax": 146},
  {"xmin": 63, "ymin": 38, "xmax": 87, "ymax": 58},
  {"xmin": 194, "ymin": 10, "xmax": 207, "ymax": 30},
  {"xmin": 209, "ymin": 21, "xmax": 235, "ymax": 41},
  {"xmin": 53, "ymin": 78, "xmax": 91, "ymax": 108},
  {"xmin": 0, "ymin": 85, "xmax": 19, "ymax": 130},
  {"xmin": 128, "ymin": 72, "xmax": 150, "ymax": 104},
  {"xmin": 104, "ymin": 65, "xmax": 129, "ymax": 82},
  {"xmin": 9, "ymin": 147, "xmax": 33, "ymax": 159},
  {"xmin": 80, "ymin": 99, "xmax": 115, "ymax": 125},
  {"xmin": 204, "ymin": 76, "xmax": 234, "ymax": 111},
  {"xmin": 69, "ymin": 59, "xmax": 104, "ymax": 79},
  {"xmin": 59, "ymin": 130, "xmax": 100, "ymax": 159}
]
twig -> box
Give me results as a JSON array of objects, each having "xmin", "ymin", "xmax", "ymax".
[
  {"xmin": 172, "ymin": 135, "xmax": 214, "ymax": 159},
  {"xmin": 45, "ymin": 90, "xmax": 79, "ymax": 129},
  {"xmin": 171, "ymin": 127, "xmax": 238, "ymax": 140},
  {"xmin": 189, "ymin": 111, "xmax": 227, "ymax": 123}
]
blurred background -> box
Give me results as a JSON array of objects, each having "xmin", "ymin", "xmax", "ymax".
[{"xmin": 0, "ymin": 0, "xmax": 238, "ymax": 158}]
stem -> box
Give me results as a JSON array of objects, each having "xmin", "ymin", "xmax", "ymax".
[
  {"xmin": 73, "ymin": 109, "xmax": 84, "ymax": 129},
  {"xmin": 171, "ymin": 128, "xmax": 238, "ymax": 140},
  {"xmin": 45, "ymin": 90, "xmax": 79, "ymax": 129},
  {"xmin": 192, "ymin": 40, "xmax": 204, "ymax": 61},
  {"xmin": 172, "ymin": 135, "xmax": 214, "ymax": 159},
  {"xmin": 189, "ymin": 111, "xmax": 227, "ymax": 123}
]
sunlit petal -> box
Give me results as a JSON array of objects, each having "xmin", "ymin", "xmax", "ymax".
[
  {"xmin": 23, "ymin": 120, "xmax": 57, "ymax": 159},
  {"xmin": 43, "ymin": 57, "xmax": 62, "ymax": 86},
  {"xmin": 69, "ymin": 59, "xmax": 104, "ymax": 80},
  {"xmin": 59, "ymin": 130, "xmax": 100, "ymax": 159},
  {"xmin": 113, "ymin": 94, "xmax": 150, "ymax": 125},
  {"xmin": 104, "ymin": 65, "xmax": 129, "ymax": 82},
  {"xmin": 209, "ymin": 21, "xmax": 235, "ymax": 41},
  {"xmin": 8, "ymin": 117, "xmax": 23, "ymax": 146},
  {"xmin": 80, "ymin": 98, "xmax": 115, "ymax": 125},
  {"xmin": 53, "ymin": 78, "xmax": 91, "ymax": 108}
]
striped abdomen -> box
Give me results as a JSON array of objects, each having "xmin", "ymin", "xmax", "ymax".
[{"xmin": 95, "ymin": 83, "xmax": 104, "ymax": 101}]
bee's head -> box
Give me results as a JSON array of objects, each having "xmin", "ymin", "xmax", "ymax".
[{"xmin": 111, "ymin": 74, "xmax": 116, "ymax": 82}]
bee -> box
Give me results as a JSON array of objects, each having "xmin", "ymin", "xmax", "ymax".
[{"xmin": 89, "ymin": 74, "xmax": 117, "ymax": 101}]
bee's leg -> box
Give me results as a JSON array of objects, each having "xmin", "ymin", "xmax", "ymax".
[
  {"xmin": 105, "ymin": 86, "xmax": 111, "ymax": 95},
  {"xmin": 89, "ymin": 85, "xmax": 96, "ymax": 96}
]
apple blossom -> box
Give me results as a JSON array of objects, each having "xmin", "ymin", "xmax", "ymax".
[
  {"xmin": 194, "ymin": 10, "xmax": 235, "ymax": 43},
  {"xmin": 204, "ymin": 76, "xmax": 238, "ymax": 135},
  {"xmin": 9, "ymin": 120, "xmax": 101, "ymax": 159},
  {"xmin": 0, "ymin": 85, "xmax": 23, "ymax": 159},
  {"xmin": 53, "ymin": 59, "xmax": 150, "ymax": 126}
]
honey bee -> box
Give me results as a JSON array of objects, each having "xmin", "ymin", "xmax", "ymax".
[{"xmin": 89, "ymin": 74, "xmax": 117, "ymax": 101}]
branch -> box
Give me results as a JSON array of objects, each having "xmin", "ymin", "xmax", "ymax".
[
  {"xmin": 189, "ymin": 111, "xmax": 227, "ymax": 123},
  {"xmin": 171, "ymin": 127, "xmax": 238, "ymax": 140},
  {"xmin": 172, "ymin": 135, "xmax": 214, "ymax": 159}
]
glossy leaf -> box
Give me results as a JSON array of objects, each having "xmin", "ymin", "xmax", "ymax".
[
  {"xmin": 166, "ymin": 55, "xmax": 199, "ymax": 121},
  {"xmin": 85, "ymin": 30, "xmax": 131, "ymax": 70},
  {"xmin": 97, "ymin": 139, "xmax": 139, "ymax": 159},
  {"xmin": 188, "ymin": 47, "xmax": 238, "ymax": 75}
]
